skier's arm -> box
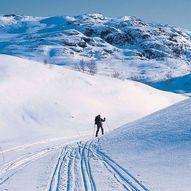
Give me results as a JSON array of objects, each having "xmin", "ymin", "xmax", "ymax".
[{"xmin": 102, "ymin": 117, "xmax": 106, "ymax": 122}]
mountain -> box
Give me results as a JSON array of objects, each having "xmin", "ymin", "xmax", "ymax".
[
  {"xmin": 0, "ymin": 13, "xmax": 191, "ymax": 88},
  {"xmin": 100, "ymin": 98, "xmax": 191, "ymax": 191},
  {"xmin": 0, "ymin": 13, "xmax": 190, "ymax": 191},
  {"xmin": 0, "ymin": 54, "xmax": 185, "ymax": 148}
]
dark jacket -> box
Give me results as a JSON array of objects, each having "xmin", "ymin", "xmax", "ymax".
[{"xmin": 95, "ymin": 115, "xmax": 105, "ymax": 126}]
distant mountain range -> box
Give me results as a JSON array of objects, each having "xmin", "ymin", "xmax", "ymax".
[{"xmin": 1, "ymin": 13, "xmax": 191, "ymax": 91}]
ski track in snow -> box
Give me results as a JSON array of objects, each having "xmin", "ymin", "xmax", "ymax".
[
  {"xmin": 46, "ymin": 139, "xmax": 149, "ymax": 191},
  {"xmin": 94, "ymin": 140, "xmax": 149, "ymax": 191},
  {"xmin": 0, "ymin": 137, "xmax": 149, "ymax": 191},
  {"xmin": 0, "ymin": 145, "xmax": 61, "ymax": 186}
]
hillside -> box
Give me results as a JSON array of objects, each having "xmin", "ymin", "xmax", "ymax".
[
  {"xmin": 100, "ymin": 98, "xmax": 191, "ymax": 191},
  {"xmin": 0, "ymin": 14, "xmax": 191, "ymax": 87},
  {"xmin": 150, "ymin": 73, "xmax": 191, "ymax": 94},
  {"xmin": 0, "ymin": 55, "xmax": 188, "ymax": 190},
  {"xmin": 0, "ymin": 54, "xmax": 185, "ymax": 149}
]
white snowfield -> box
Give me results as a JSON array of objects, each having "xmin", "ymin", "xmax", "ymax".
[
  {"xmin": 0, "ymin": 54, "xmax": 185, "ymax": 148},
  {"xmin": 0, "ymin": 54, "xmax": 187, "ymax": 191},
  {"xmin": 100, "ymin": 98, "xmax": 191, "ymax": 191}
]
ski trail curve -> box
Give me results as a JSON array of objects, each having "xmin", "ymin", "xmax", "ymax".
[
  {"xmin": 46, "ymin": 139, "xmax": 149, "ymax": 191},
  {"xmin": 47, "ymin": 146, "xmax": 68, "ymax": 191},
  {"xmin": 80, "ymin": 141, "xmax": 97, "ymax": 191},
  {"xmin": 92, "ymin": 140, "xmax": 150, "ymax": 191},
  {"xmin": 0, "ymin": 146, "xmax": 60, "ymax": 186},
  {"xmin": 0, "ymin": 138, "xmax": 150, "ymax": 191}
]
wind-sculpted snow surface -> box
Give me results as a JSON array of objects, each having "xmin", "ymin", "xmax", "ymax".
[
  {"xmin": 0, "ymin": 13, "xmax": 191, "ymax": 84},
  {"xmin": 100, "ymin": 99, "xmax": 191, "ymax": 191}
]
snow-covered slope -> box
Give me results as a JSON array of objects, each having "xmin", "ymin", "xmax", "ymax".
[
  {"xmin": 0, "ymin": 54, "xmax": 185, "ymax": 149},
  {"xmin": 150, "ymin": 73, "xmax": 191, "ymax": 94},
  {"xmin": 100, "ymin": 98, "xmax": 191, "ymax": 191},
  {"xmin": 1, "ymin": 14, "xmax": 191, "ymax": 87}
]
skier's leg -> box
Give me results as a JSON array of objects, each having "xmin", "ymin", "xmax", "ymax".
[
  {"xmin": 101, "ymin": 126, "xmax": 104, "ymax": 135},
  {"xmin": 96, "ymin": 126, "xmax": 99, "ymax": 137}
]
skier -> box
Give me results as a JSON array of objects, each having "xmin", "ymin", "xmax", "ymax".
[{"xmin": 95, "ymin": 115, "xmax": 106, "ymax": 137}]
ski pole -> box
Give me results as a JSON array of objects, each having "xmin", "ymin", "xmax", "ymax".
[
  {"xmin": 105, "ymin": 121, "xmax": 110, "ymax": 132},
  {"xmin": 0, "ymin": 146, "xmax": 5, "ymax": 164},
  {"xmin": 93, "ymin": 124, "xmax": 96, "ymax": 137}
]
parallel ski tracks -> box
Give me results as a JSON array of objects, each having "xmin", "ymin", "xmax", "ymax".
[
  {"xmin": 0, "ymin": 139, "xmax": 150, "ymax": 191},
  {"xmin": 48, "ymin": 141, "xmax": 96, "ymax": 191},
  {"xmin": 0, "ymin": 146, "xmax": 60, "ymax": 186},
  {"xmin": 47, "ymin": 139, "xmax": 149, "ymax": 191},
  {"xmin": 93, "ymin": 146, "xmax": 149, "ymax": 191}
]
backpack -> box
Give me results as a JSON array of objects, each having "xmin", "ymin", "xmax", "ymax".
[{"xmin": 95, "ymin": 115, "xmax": 100, "ymax": 125}]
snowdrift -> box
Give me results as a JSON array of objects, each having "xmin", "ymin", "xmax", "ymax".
[
  {"xmin": 0, "ymin": 54, "xmax": 185, "ymax": 148},
  {"xmin": 100, "ymin": 99, "xmax": 191, "ymax": 191}
]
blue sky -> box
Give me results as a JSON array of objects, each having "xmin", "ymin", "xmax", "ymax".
[{"xmin": 0, "ymin": 0, "xmax": 191, "ymax": 29}]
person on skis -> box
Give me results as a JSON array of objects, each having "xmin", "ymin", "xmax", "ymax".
[{"xmin": 95, "ymin": 114, "xmax": 106, "ymax": 137}]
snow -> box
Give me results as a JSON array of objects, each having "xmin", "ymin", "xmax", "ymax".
[
  {"xmin": 0, "ymin": 54, "xmax": 187, "ymax": 191},
  {"xmin": 0, "ymin": 16, "xmax": 17, "ymax": 25},
  {"xmin": 0, "ymin": 12, "xmax": 190, "ymax": 191},
  {"xmin": 100, "ymin": 99, "xmax": 191, "ymax": 191},
  {"xmin": 1, "ymin": 13, "xmax": 191, "ymax": 90},
  {"xmin": 0, "ymin": 54, "xmax": 185, "ymax": 149},
  {"xmin": 150, "ymin": 73, "xmax": 191, "ymax": 94}
]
